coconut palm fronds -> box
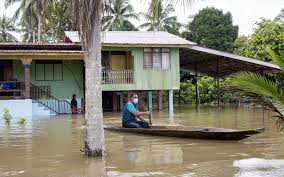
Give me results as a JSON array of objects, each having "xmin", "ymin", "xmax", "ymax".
[{"xmin": 229, "ymin": 48, "xmax": 284, "ymax": 129}]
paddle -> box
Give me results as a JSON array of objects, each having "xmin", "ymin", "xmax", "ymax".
[{"xmin": 149, "ymin": 113, "xmax": 152, "ymax": 126}]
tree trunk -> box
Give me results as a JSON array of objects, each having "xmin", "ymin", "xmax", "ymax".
[
  {"xmin": 84, "ymin": 0, "xmax": 105, "ymax": 157},
  {"xmin": 37, "ymin": 15, "xmax": 41, "ymax": 43},
  {"xmin": 32, "ymin": 30, "xmax": 36, "ymax": 43}
]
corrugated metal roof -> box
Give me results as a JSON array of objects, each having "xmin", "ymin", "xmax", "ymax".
[
  {"xmin": 180, "ymin": 46, "xmax": 280, "ymax": 77},
  {"xmin": 0, "ymin": 43, "xmax": 81, "ymax": 50},
  {"xmin": 64, "ymin": 31, "xmax": 195, "ymax": 46}
]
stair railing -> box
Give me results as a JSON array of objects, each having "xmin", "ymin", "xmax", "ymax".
[{"xmin": 30, "ymin": 83, "xmax": 72, "ymax": 114}]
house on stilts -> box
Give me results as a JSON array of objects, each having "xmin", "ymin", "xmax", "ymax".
[{"xmin": 0, "ymin": 31, "xmax": 280, "ymax": 116}]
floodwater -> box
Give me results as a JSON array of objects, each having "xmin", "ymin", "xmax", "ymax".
[{"xmin": 0, "ymin": 105, "xmax": 284, "ymax": 177}]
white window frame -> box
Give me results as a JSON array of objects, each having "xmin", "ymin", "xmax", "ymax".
[{"xmin": 143, "ymin": 48, "xmax": 171, "ymax": 70}]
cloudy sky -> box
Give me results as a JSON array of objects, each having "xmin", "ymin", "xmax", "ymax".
[{"xmin": 1, "ymin": 0, "xmax": 284, "ymax": 36}]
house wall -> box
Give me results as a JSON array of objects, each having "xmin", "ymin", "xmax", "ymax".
[
  {"xmin": 13, "ymin": 60, "xmax": 84, "ymax": 99},
  {"xmin": 102, "ymin": 47, "xmax": 180, "ymax": 91},
  {"xmin": 0, "ymin": 99, "xmax": 33, "ymax": 117}
]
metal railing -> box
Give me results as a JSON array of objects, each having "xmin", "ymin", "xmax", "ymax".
[
  {"xmin": 30, "ymin": 83, "xmax": 72, "ymax": 114},
  {"xmin": 102, "ymin": 70, "xmax": 134, "ymax": 84}
]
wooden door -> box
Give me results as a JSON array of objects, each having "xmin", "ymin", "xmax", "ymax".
[
  {"xmin": 3, "ymin": 62, "xmax": 12, "ymax": 81},
  {"xmin": 111, "ymin": 55, "xmax": 126, "ymax": 71}
]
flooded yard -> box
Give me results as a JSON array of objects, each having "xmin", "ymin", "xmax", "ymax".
[{"xmin": 0, "ymin": 105, "xmax": 284, "ymax": 177}]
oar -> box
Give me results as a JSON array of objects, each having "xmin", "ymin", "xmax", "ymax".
[{"xmin": 149, "ymin": 113, "xmax": 152, "ymax": 126}]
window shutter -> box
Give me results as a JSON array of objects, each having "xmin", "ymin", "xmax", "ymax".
[
  {"xmin": 144, "ymin": 48, "xmax": 152, "ymax": 69},
  {"xmin": 162, "ymin": 48, "xmax": 170, "ymax": 69},
  {"xmin": 153, "ymin": 48, "xmax": 161, "ymax": 69}
]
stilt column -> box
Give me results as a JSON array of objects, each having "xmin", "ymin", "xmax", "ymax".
[
  {"xmin": 138, "ymin": 91, "xmax": 144, "ymax": 110},
  {"xmin": 157, "ymin": 90, "xmax": 163, "ymax": 112},
  {"xmin": 168, "ymin": 90, "xmax": 174, "ymax": 114},
  {"xmin": 112, "ymin": 92, "xmax": 118, "ymax": 112},
  {"xmin": 148, "ymin": 91, "xmax": 152, "ymax": 111},
  {"xmin": 119, "ymin": 93, "xmax": 124, "ymax": 111},
  {"xmin": 128, "ymin": 91, "xmax": 132, "ymax": 101},
  {"xmin": 21, "ymin": 59, "xmax": 32, "ymax": 98}
]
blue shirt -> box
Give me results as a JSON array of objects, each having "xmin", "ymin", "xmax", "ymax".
[{"xmin": 122, "ymin": 101, "xmax": 138, "ymax": 123}]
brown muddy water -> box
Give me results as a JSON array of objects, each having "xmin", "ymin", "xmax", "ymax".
[{"xmin": 0, "ymin": 105, "xmax": 284, "ymax": 177}]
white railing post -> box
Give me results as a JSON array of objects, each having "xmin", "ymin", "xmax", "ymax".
[{"xmin": 101, "ymin": 70, "xmax": 134, "ymax": 84}]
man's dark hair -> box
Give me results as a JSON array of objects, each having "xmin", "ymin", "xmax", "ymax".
[
  {"xmin": 130, "ymin": 92, "xmax": 138, "ymax": 98},
  {"xmin": 72, "ymin": 94, "xmax": 76, "ymax": 98}
]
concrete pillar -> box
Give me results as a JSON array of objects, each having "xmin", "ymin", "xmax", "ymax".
[
  {"xmin": 157, "ymin": 90, "xmax": 163, "ymax": 112},
  {"xmin": 138, "ymin": 91, "xmax": 144, "ymax": 110},
  {"xmin": 148, "ymin": 91, "xmax": 152, "ymax": 111},
  {"xmin": 112, "ymin": 92, "xmax": 118, "ymax": 112},
  {"xmin": 128, "ymin": 91, "xmax": 132, "ymax": 101},
  {"xmin": 21, "ymin": 59, "xmax": 32, "ymax": 98},
  {"xmin": 119, "ymin": 93, "xmax": 124, "ymax": 111},
  {"xmin": 168, "ymin": 90, "xmax": 174, "ymax": 114}
]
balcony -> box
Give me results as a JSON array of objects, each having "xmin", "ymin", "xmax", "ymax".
[
  {"xmin": 0, "ymin": 81, "xmax": 25, "ymax": 99},
  {"xmin": 102, "ymin": 70, "xmax": 134, "ymax": 84}
]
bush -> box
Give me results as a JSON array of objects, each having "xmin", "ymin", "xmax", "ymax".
[
  {"xmin": 17, "ymin": 117, "xmax": 26, "ymax": 125},
  {"xmin": 2, "ymin": 107, "xmax": 12, "ymax": 124}
]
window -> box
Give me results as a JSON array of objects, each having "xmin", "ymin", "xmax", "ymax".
[
  {"xmin": 35, "ymin": 61, "xmax": 63, "ymax": 81},
  {"xmin": 143, "ymin": 48, "xmax": 171, "ymax": 70}
]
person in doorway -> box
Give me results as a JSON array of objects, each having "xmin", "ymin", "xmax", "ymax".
[
  {"xmin": 71, "ymin": 94, "xmax": 78, "ymax": 114},
  {"xmin": 122, "ymin": 92, "xmax": 150, "ymax": 128}
]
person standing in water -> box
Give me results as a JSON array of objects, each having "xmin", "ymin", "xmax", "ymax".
[
  {"xmin": 122, "ymin": 92, "xmax": 150, "ymax": 128},
  {"xmin": 71, "ymin": 94, "xmax": 78, "ymax": 114}
]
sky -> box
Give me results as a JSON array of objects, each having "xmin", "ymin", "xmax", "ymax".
[{"xmin": 1, "ymin": 0, "xmax": 284, "ymax": 36}]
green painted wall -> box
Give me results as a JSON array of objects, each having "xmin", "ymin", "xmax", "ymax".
[
  {"xmin": 13, "ymin": 60, "xmax": 84, "ymax": 99},
  {"xmin": 102, "ymin": 48, "xmax": 180, "ymax": 91}
]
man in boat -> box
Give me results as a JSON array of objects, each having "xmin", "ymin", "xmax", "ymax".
[{"xmin": 122, "ymin": 92, "xmax": 150, "ymax": 128}]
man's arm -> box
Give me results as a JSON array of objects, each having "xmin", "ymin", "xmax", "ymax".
[
  {"xmin": 127, "ymin": 103, "xmax": 150, "ymax": 121},
  {"xmin": 133, "ymin": 111, "xmax": 150, "ymax": 122}
]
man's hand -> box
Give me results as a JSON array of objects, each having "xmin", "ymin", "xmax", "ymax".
[{"xmin": 144, "ymin": 111, "xmax": 150, "ymax": 116}]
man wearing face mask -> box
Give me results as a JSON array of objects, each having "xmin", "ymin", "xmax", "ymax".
[{"xmin": 122, "ymin": 92, "xmax": 151, "ymax": 128}]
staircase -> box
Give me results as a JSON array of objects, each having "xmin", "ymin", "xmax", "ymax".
[
  {"xmin": 30, "ymin": 83, "xmax": 72, "ymax": 114},
  {"xmin": 32, "ymin": 101, "xmax": 56, "ymax": 116}
]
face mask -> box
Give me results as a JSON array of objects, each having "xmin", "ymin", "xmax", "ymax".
[{"xmin": 133, "ymin": 98, "xmax": 139, "ymax": 104}]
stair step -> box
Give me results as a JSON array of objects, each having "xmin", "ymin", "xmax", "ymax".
[{"xmin": 32, "ymin": 102, "xmax": 56, "ymax": 116}]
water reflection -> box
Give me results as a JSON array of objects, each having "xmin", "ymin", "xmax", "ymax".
[
  {"xmin": 0, "ymin": 105, "xmax": 284, "ymax": 177},
  {"xmin": 234, "ymin": 158, "xmax": 284, "ymax": 177}
]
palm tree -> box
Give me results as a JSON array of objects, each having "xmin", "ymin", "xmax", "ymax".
[
  {"xmin": 43, "ymin": 0, "xmax": 76, "ymax": 42},
  {"xmin": 139, "ymin": 0, "xmax": 181, "ymax": 32},
  {"xmin": 75, "ymin": 0, "xmax": 105, "ymax": 157},
  {"xmin": 229, "ymin": 48, "xmax": 284, "ymax": 129},
  {"xmin": 5, "ymin": 0, "xmax": 55, "ymax": 43},
  {"xmin": 0, "ymin": 16, "xmax": 17, "ymax": 42},
  {"xmin": 102, "ymin": 0, "xmax": 138, "ymax": 31}
]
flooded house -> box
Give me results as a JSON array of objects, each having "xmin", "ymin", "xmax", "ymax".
[{"xmin": 0, "ymin": 31, "xmax": 279, "ymax": 116}]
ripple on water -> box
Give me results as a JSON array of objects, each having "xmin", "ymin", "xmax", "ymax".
[{"xmin": 233, "ymin": 158, "xmax": 284, "ymax": 177}]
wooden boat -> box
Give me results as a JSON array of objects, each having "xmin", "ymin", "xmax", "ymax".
[{"xmin": 104, "ymin": 125, "xmax": 264, "ymax": 140}]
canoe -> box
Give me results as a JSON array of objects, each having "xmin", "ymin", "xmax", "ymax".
[{"xmin": 104, "ymin": 125, "xmax": 264, "ymax": 141}]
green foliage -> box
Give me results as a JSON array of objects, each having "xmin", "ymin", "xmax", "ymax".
[
  {"xmin": 2, "ymin": 107, "xmax": 12, "ymax": 124},
  {"xmin": 234, "ymin": 19, "xmax": 284, "ymax": 61},
  {"xmin": 17, "ymin": 117, "xmax": 26, "ymax": 125},
  {"xmin": 139, "ymin": 0, "xmax": 181, "ymax": 34},
  {"xmin": 229, "ymin": 48, "xmax": 284, "ymax": 119},
  {"xmin": 0, "ymin": 15, "xmax": 17, "ymax": 42},
  {"xmin": 102, "ymin": 0, "xmax": 138, "ymax": 31},
  {"xmin": 174, "ymin": 76, "xmax": 230, "ymax": 104},
  {"xmin": 275, "ymin": 8, "xmax": 284, "ymax": 23},
  {"xmin": 183, "ymin": 7, "xmax": 238, "ymax": 52},
  {"xmin": 43, "ymin": 0, "xmax": 76, "ymax": 42}
]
